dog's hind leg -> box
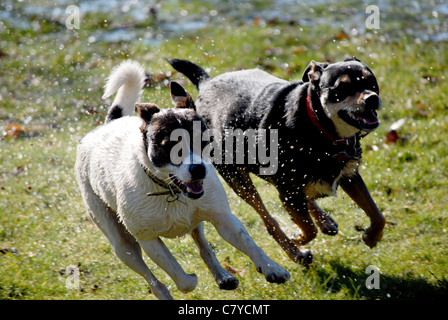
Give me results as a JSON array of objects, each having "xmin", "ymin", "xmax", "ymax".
[
  {"xmin": 191, "ymin": 222, "xmax": 239, "ymax": 290},
  {"xmin": 78, "ymin": 183, "xmax": 173, "ymax": 299},
  {"xmin": 308, "ymin": 200, "xmax": 339, "ymax": 236},
  {"xmin": 139, "ymin": 238, "xmax": 198, "ymax": 294},
  {"xmin": 219, "ymin": 167, "xmax": 312, "ymax": 265}
]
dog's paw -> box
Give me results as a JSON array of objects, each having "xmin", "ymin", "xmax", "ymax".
[
  {"xmin": 265, "ymin": 269, "xmax": 290, "ymax": 284},
  {"xmin": 362, "ymin": 218, "xmax": 385, "ymax": 248},
  {"xmin": 298, "ymin": 249, "xmax": 313, "ymax": 268},
  {"xmin": 258, "ymin": 263, "xmax": 290, "ymax": 284},
  {"xmin": 362, "ymin": 228, "xmax": 383, "ymax": 248},
  {"xmin": 177, "ymin": 273, "xmax": 198, "ymax": 293},
  {"xmin": 317, "ymin": 215, "xmax": 339, "ymax": 236},
  {"xmin": 287, "ymin": 244, "xmax": 314, "ymax": 267},
  {"xmin": 217, "ymin": 274, "xmax": 239, "ymax": 290},
  {"xmin": 151, "ymin": 282, "xmax": 174, "ymax": 300},
  {"xmin": 284, "ymin": 241, "xmax": 313, "ymax": 265}
]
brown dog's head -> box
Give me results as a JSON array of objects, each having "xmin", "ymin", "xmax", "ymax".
[{"xmin": 303, "ymin": 57, "xmax": 381, "ymax": 138}]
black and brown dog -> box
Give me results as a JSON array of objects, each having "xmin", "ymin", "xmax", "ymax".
[{"xmin": 167, "ymin": 57, "xmax": 386, "ymax": 266}]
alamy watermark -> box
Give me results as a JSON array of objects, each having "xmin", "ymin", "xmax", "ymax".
[
  {"xmin": 63, "ymin": 4, "xmax": 379, "ymax": 31},
  {"xmin": 169, "ymin": 121, "xmax": 279, "ymax": 175},
  {"xmin": 365, "ymin": 5, "xmax": 380, "ymax": 30},
  {"xmin": 65, "ymin": 5, "xmax": 80, "ymax": 30},
  {"xmin": 65, "ymin": 265, "xmax": 80, "ymax": 290},
  {"xmin": 365, "ymin": 265, "xmax": 380, "ymax": 289}
]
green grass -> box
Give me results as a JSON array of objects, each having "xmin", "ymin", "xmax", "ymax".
[{"xmin": 1, "ymin": 1, "xmax": 448, "ymax": 300}]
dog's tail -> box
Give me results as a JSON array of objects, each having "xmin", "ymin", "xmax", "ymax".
[
  {"xmin": 166, "ymin": 58, "xmax": 211, "ymax": 90},
  {"xmin": 102, "ymin": 60, "xmax": 145, "ymax": 123}
]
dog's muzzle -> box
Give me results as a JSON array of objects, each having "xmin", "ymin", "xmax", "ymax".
[
  {"xmin": 364, "ymin": 92, "xmax": 382, "ymax": 110},
  {"xmin": 338, "ymin": 92, "xmax": 381, "ymax": 132},
  {"xmin": 169, "ymin": 164, "xmax": 206, "ymax": 200}
]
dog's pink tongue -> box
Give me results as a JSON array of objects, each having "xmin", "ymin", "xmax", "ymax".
[
  {"xmin": 357, "ymin": 110, "xmax": 379, "ymax": 125},
  {"xmin": 184, "ymin": 180, "xmax": 204, "ymax": 194}
]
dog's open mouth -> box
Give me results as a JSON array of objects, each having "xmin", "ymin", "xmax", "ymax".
[
  {"xmin": 338, "ymin": 109, "xmax": 380, "ymax": 131},
  {"xmin": 169, "ymin": 174, "xmax": 204, "ymax": 199}
]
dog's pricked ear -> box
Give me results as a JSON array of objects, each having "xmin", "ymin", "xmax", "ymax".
[
  {"xmin": 302, "ymin": 60, "xmax": 329, "ymax": 83},
  {"xmin": 136, "ymin": 103, "xmax": 160, "ymax": 123},
  {"xmin": 170, "ymin": 81, "xmax": 188, "ymax": 100},
  {"xmin": 344, "ymin": 56, "xmax": 361, "ymax": 62},
  {"xmin": 170, "ymin": 81, "xmax": 196, "ymax": 109}
]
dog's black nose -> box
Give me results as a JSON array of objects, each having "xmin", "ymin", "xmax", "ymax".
[
  {"xmin": 189, "ymin": 163, "xmax": 206, "ymax": 180},
  {"xmin": 364, "ymin": 94, "xmax": 382, "ymax": 110}
]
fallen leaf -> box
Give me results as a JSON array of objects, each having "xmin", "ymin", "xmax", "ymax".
[
  {"xmin": 293, "ymin": 46, "xmax": 305, "ymax": 54},
  {"xmin": 415, "ymin": 101, "xmax": 430, "ymax": 117},
  {"xmin": 386, "ymin": 118, "xmax": 408, "ymax": 144},
  {"xmin": 252, "ymin": 16, "xmax": 263, "ymax": 26},
  {"xmin": 385, "ymin": 130, "xmax": 400, "ymax": 144},
  {"xmin": 2, "ymin": 123, "xmax": 29, "ymax": 139},
  {"xmin": 336, "ymin": 32, "xmax": 350, "ymax": 40},
  {"xmin": 224, "ymin": 263, "xmax": 246, "ymax": 276},
  {"xmin": 421, "ymin": 73, "xmax": 440, "ymax": 84},
  {"xmin": 389, "ymin": 118, "xmax": 406, "ymax": 131},
  {"xmin": 144, "ymin": 72, "xmax": 172, "ymax": 87}
]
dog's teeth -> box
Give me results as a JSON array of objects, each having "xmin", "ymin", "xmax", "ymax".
[{"xmin": 183, "ymin": 180, "xmax": 204, "ymax": 194}]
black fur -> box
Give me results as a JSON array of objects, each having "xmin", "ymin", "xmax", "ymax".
[
  {"xmin": 168, "ymin": 60, "xmax": 367, "ymax": 202},
  {"xmin": 106, "ymin": 105, "xmax": 123, "ymax": 123},
  {"xmin": 166, "ymin": 58, "xmax": 211, "ymax": 89},
  {"xmin": 168, "ymin": 58, "xmax": 384, "ymax": 258}
]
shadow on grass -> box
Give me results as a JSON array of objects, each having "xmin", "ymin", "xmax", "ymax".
[{"xmin": 308, "ymin": 260, "xmax": 448, "ymax": 299}]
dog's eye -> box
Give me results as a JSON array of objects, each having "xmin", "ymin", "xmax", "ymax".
[
  {"xmin": 336, "ymin": 81, "xmax": 356, "ymax": 98},
  {"xmin": 337, "ymin": 81, "xmax": 349, "ymax": 89},
  {"xmin": 161, "ymin": 138, "xmax": 169, "ymax": 147},
  {"xmin": 160, "ymin": 137, "xmax": 181, "ymax": 152}
]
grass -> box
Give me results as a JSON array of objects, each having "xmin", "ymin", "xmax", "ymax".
[{"xmin": 1, "ymin": 1, "xmax": 448, "ymax": 300}]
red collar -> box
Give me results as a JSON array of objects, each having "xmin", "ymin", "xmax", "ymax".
[{"xmin": 306, "ymin": 94, "xmax": 368, "ymax": 146}]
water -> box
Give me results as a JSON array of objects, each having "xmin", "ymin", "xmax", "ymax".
[{"xmin": 1, "ymin": 0, "xmax": 447, "ymax": 44}]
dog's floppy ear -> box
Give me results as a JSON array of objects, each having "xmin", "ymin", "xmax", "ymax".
[
  {"xmin": 302, "ymin": 60, "xmax": 329, "ymax": 83},
  {"xmin": 170, "ymin": 81, "xmax": 196, "ymax": 110},
  {"xmin": 136, "ymin": 103, "xmax": 160, "ymax": 123}
]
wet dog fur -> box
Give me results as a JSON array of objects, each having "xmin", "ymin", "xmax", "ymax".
[
  {"xmin": 167, "ymin": 57, "xmax": 386, "ymax": 265},
  {"xmin": 75, "ymin": 60, "xmax": 290, "ymax": 299}
]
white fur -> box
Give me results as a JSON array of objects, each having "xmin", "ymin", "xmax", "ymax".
[
  {"xmin": 102, "ymin": 60, "xmax": 145, "ymax": 116},
  {"xmin": 319, "ymin": 91, "xmax": 360, "ymax": 138},
  {"xmin": 75, "ymin": 61, "xmax": 290, "ymax": 299},
  {"xmin": 304, "ymin": 159, "xmax": 360, "ymax": 200}
]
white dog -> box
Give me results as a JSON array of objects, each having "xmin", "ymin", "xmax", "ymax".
[{"xmin": 75, "ymin": 60, "xmax": 290, "ymax": 299}]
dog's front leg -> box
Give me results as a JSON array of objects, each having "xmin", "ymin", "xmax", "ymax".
[
  {"xmin": 191, "ymin": 222, "xmax": 239, "ymax": 290},
  {"xmin": 211, "ymin": 213, "xmax": 290, "ymax": 284},
  {"xmin": 340, "ymin": 173, "xmax": 386, "ymax": 248},
  {"xmin": 308, "ymin": 200, "xmax": 339, "ymax": 236},
  {"xmin": 139, "ymin": 238, "xmax": 198, "ymax": 293}
]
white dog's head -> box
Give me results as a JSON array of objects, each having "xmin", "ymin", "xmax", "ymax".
[{"xmin": 137, "ymin": 82, "xmax": 209, "ymax": 199}]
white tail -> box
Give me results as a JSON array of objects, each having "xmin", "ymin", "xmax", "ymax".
[{"xmin": 102, "ymin": 60, "xmax": 145, "ymax": 122}]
